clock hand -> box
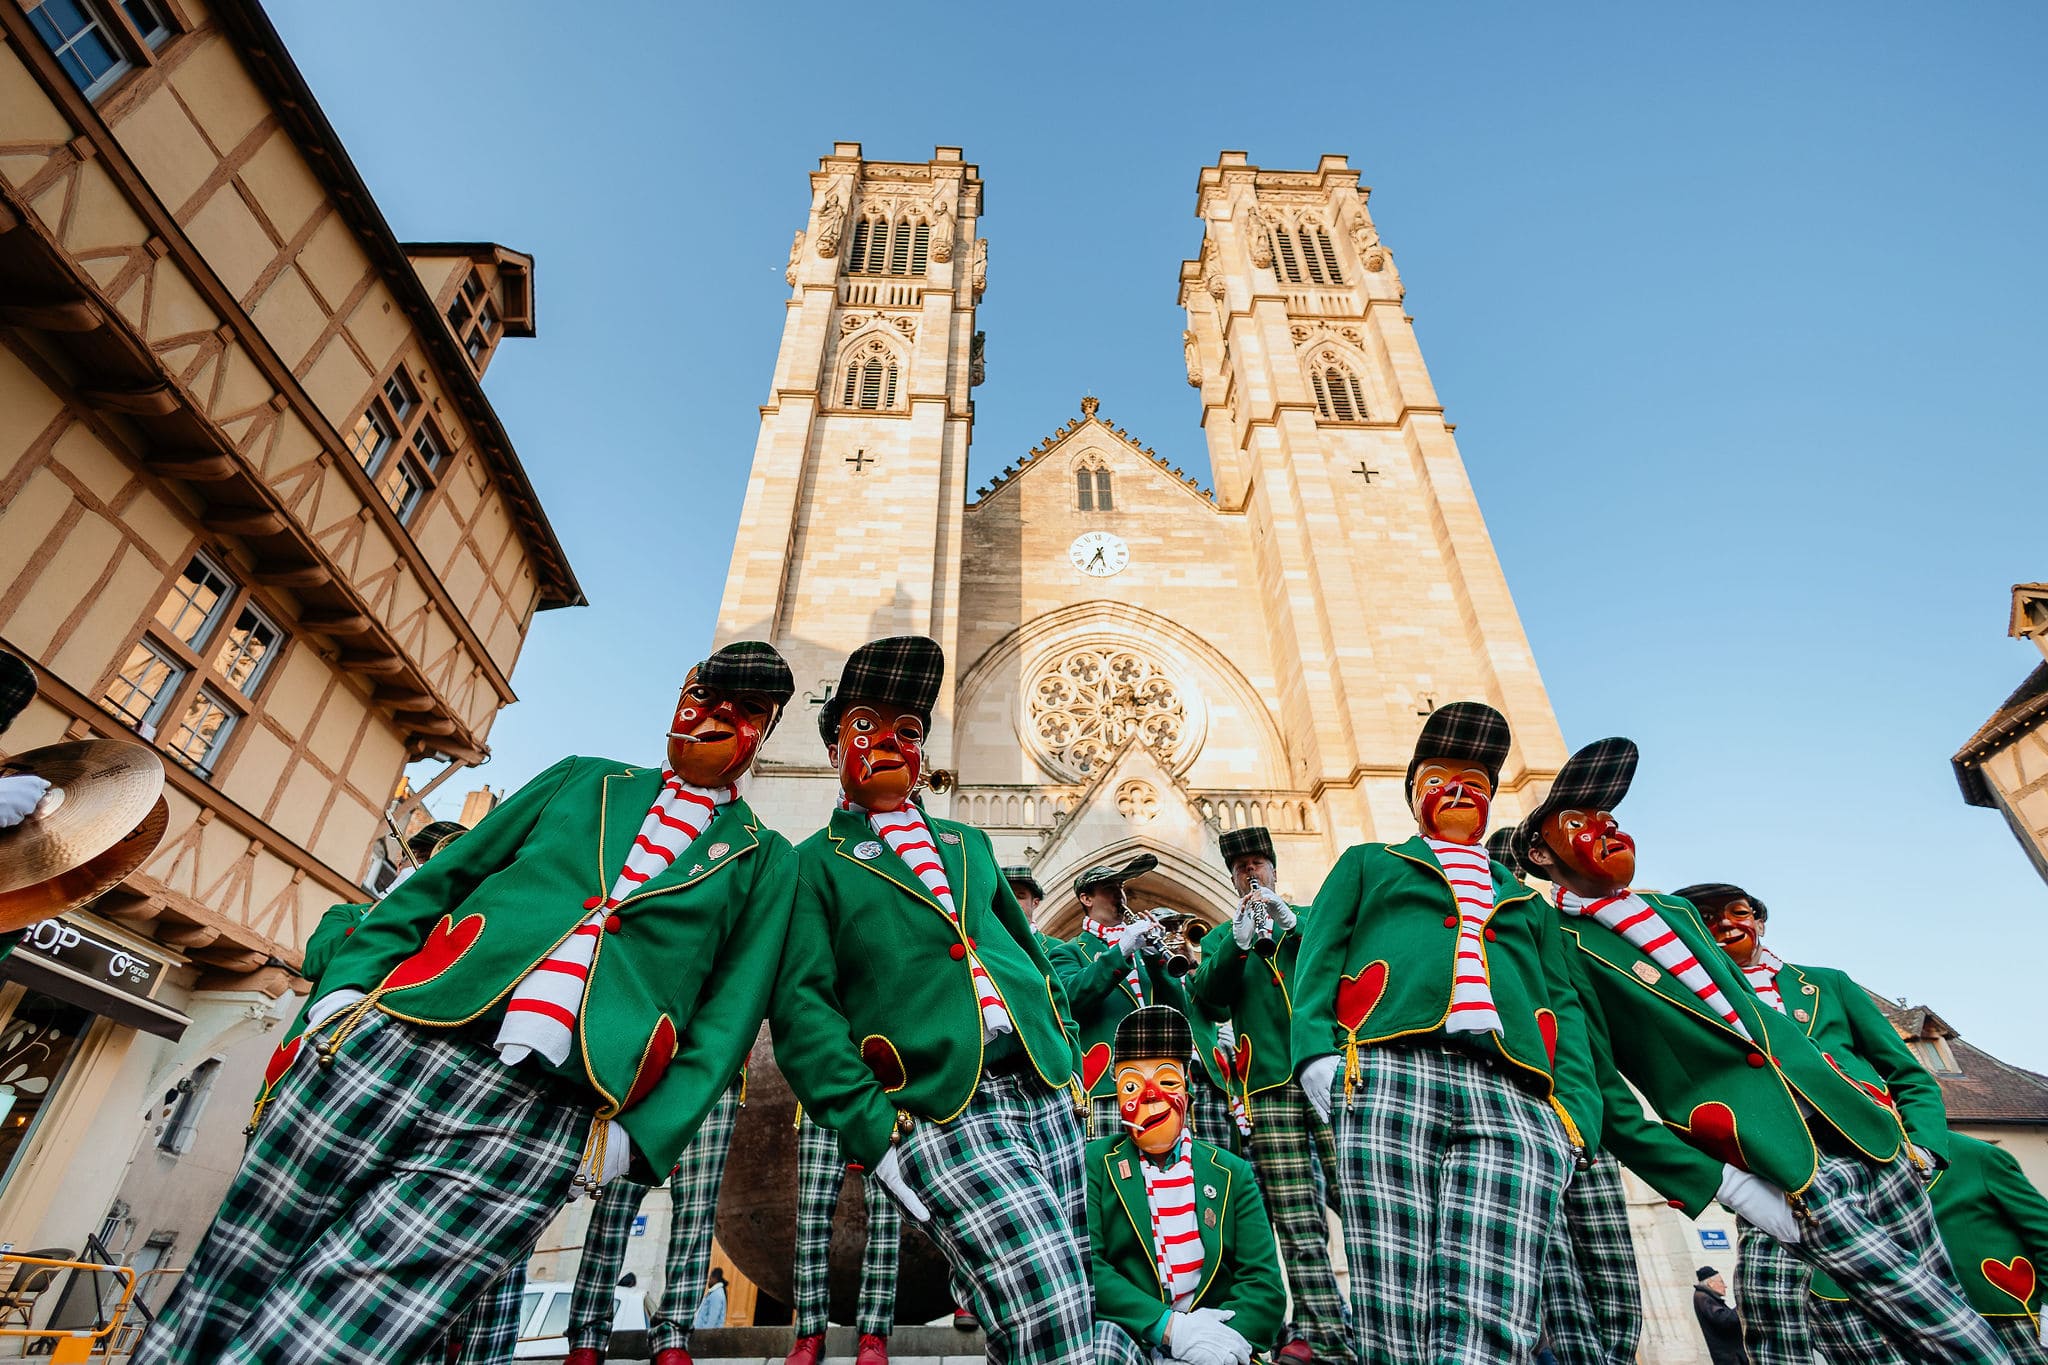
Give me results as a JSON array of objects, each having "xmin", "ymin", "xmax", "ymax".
[{"xmin": 1089, "ymin": 548, "xmax": 1105, "ymax": 568}]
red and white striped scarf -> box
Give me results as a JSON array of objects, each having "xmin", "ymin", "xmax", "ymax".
[
  {"xmin": 1083, "ymin": 917, "xmax": 1145, "ymax": 1005},
  {"xmin": 852, "ymin": 799, "xmax": 1014, "ymax": 1039},
  {"xmin": 1142, "ymin": 1130, "xmax": 1204, "ymax": 1308},
  {"xmin": 1425, "ymin": 836, "xmax": 1503, "ymax": 1036},
  {"xmin": 496, "ymin": 770, "xmax": 734, "ymax": 1066},
  {"xmin": 1743, "ymin": 948, "xmax": 1787, "ymax": 1014},
  {"xmin": 1557, "ymin": 889, "xmax": 1752, "ymax": 1040}
]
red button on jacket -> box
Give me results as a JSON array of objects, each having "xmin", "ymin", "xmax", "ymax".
[
  {"xmin": 1443, "ymin": 916, "xmax": 1458, "ymax": 928},
  {"xmin": 584, "ymin": 896, "xmax": 604, "ymax": 911},
  {"xmin": 605, "ymin": 915, "xmax": 623, "ymax": 934},
  {"xmin": 949, "ymin": 943, "xmax": 967, "ymax": 961},
  {"xmin": 1746, "ymin": 1052, "xmax": 1766, "ymax": 1068},
  {"xmin": 1483, "ymin": 927, "xmax": 1498, "ymax": 942}
]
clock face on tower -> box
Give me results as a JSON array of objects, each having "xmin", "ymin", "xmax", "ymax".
[{"xmin": 1069, "ymin": 531, "xmax": 1130, "ymax": 578}]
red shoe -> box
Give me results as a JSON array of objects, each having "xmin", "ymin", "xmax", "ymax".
[
  {"xmin": 784, "ymin": 1333, "xmax": 826, "ymax": 1365},
  {"xmin": 653, "ymin": 1351, "xmax": 694, "ymax": 1365},
  {"xmin": 952, "ymin": 1304, "xmax": 979, "ymax": 1331},
  {"xmin": 564, "ymin": 1352, "xmax": 605, "ymax": 1365},
  {"xmin": 1275, "ymin": 1340, "xmax": 1314, "ymax": 1365},
  {"xmin": 857, "ymin": 1334, "xmax": 890, "ymax": 1365}
]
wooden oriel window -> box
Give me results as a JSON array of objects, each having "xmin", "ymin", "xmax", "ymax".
[
  {"xmin": 98, "ymin": 553, "xmax": 287, "ymax": 780},
  {"xmin": 343, "ymin": 363, "xmax": 451, "ymax": 524},
  {"xmin": 24, "ymin": 0, "xmax": 175, "ymax": 100},
  {"xmin": 444, "ymin": 268, "xmax": 501, "ymax": 370}
]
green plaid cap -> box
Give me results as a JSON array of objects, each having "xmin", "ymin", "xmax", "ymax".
[
  {"xmin": 1672, "ymin": 882, "xmax": 1769, "ymax": 923},
  {"xmin": 1074, "ymin": 852, "xmax": 1159, "ymax": 893},
  {"xmin": 0, "ymin": 651, "xmax": 34, "ymax": 734},
  {"xmin": 1484, "ymin": 827, "xmax": 1521, "ymax": 875},
  {"xmin": 1405, "ymin": 700, "xmax": 1513, "ymax": 788},
  {"xmin": 818, "ymin": 636, "xmax": 946, "ymax": 744},
  {"xmin": 698, "ymin": 640, "xmax": 795, "ymax": 707},
  {"xmin": 1218, "ymin": 826, "xmax": 1275, "ymax": 868},
  {"xmin": 1000, "ymin": 865, "xmax": 1044, "ymax": 898},
  {"xmin": 1113, "ymin": 1005, "xmax": 1193, "ymax": 1064},
  {"xmin": 1512, "ymin": 736, "xmax": 1639, "ymax": 868},
  {"xmin": 407, "ymin": 819, "xmax": 469, "ymax": 861}
]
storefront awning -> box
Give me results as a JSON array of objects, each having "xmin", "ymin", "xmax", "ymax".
[{"xmin": 1, "ymin": 918, "xmax": 189, "ymax": 1041}]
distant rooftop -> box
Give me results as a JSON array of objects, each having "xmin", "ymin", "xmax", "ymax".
[{"xmin": 1874, "ymin": 993, "xmax": 2048, "ymax": 1124}]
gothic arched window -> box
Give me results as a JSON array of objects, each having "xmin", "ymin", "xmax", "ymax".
[
  {"xmin": 840, "ymin": 336, "xmax": 902, "ymax": 411},
  {"xmin": 848, "ymin": 217, "xmax": 930, "ymax": 277},
  {"xmin": 1306, "ymin": 349, "xmax": 1369, "ymax": 422},
  {"xmin": 1271, "ymin": 225, "xmax": 1345, "ymax": 287},
  {"xmin": 1075, "ymin": 455, "xmax": 1113, "ymax": 511}
]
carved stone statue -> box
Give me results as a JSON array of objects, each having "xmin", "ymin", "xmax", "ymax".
[
  {"xmin": 1201, "ymin": 240, "xmax": 1227, "ymax": 301},
  {"xmin": 931, "ymin": 195, "xmax": 956, "ymax": 263},
  {"xmin": 814, "ymin": 190, "xmax": 844, "ymax": 258},
  {"xmin": 970, "ymin": 238, "xmax": 988, "ymax": 297},
  {"xmin": 970, "ymin": 329, "xmax": 986, "ymax": 386},
  {"xmin": 1246, "ymin": 204, "xmax": 1273, "ymax": 269},
  {"xmin": 785, "ymin": 230, "xmax": 805, "ymax": 286},
  {"xmin": 1182, "ymin": 329, "xmax": 1201, "ymax": 388}
]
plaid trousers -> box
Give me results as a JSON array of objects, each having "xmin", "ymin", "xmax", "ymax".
[
  {"xmin": 442, "ymin": 1262, "xmax": 527, "ymax": 1365},
  {"xmin": 131, "ymin": 1014, "xmax": 585, "ymax": 1365},
  {"xmin": 1783, "ymin": 1150, "xmax": 2007, "ymax": 1363},
  {"xmin": 567, "ymin": 1081, "xmax": 741, "ymax": 1354},
  {"xmin": 1329, "ymin": 1043, "xmax": 1573, "ymax": 1365},
  {"xmin": 794, "ymin": 1112, "xmax": 902, "ymax": 1337},
  {"xmin": 1092, "ymin": 1319, "xmax": 1154, "ymax": 1365},
  {"xmin": 1540, "ymin": 1152, "xmax": 1643, "ymax": 1365},
  {"xmin": 1810, "ymin": 1295, "xmax": 1905, "ymax": 1364},
  {"xmin": 894, "ymin": 1071, "xmax": 1092, "ymax": 1365},
  {"xmin": 1997, "ymin": 1318, "xmax": 2048, "ymax": 1365},
  {"xmin": 1736, "ymin": 1216, "xmax": 1813, "ymax": 1365},
  {"xmin": 1247, "ymin": 1081, "xmax": 1351, "ymax": 1364},
  {"xmin": 1190, "ymin": 1069, "xmax": 1243, "ymax": 1156}
]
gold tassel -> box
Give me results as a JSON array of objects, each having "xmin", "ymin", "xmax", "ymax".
[{"xmin": 314, "ymin": 992, "xmax": 383, "ymax": 1068}]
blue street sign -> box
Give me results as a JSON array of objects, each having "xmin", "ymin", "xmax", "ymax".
[
  {"xmin": 632, "ymin": 1214, "xmax": 649, "ymax": 1238},
  {"xmin": 1699, "ymin": 1228, "xmax": 1730, "ymax": 1250}
]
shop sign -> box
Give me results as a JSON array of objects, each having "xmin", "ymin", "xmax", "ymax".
[{"xmin": 17, "ymin": 917, "xmax": 164, "ymax": 1001}]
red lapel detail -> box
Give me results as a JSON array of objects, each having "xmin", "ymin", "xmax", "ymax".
[
  {"xmin": 1535, "ymin": 1008, "xmax": 1559, "ymax": 1067},
  {"xmin": 1211, "ymin": 1045, "xmax": 1235, "ymax": 1083},
  {"xmin": 1981, "ymin": 1257, "xmax": 2037, "ymax": 1308},
  {"xmin": 1823, "ymin": 1051, "xmax": 1896, "ymax": 1109},
  {"xmin": 624, "ymin": 1015, "xmax": 679, "ymax": 1109},
  {"xmin": 1336, "ymin": 961, "xmax": 1388, "ymax": 1035},
  {"xmin": 263, "ymin": 1034, "xmax": 302, "ymax": 1090},
  {"xmin": 1236, "ymin": 1034, "xmax": 1254, "ymax": 1078},
  {"xmin": 1081, "ymin": 1042, "xmax": 1113, "ymax": 1093},
  {"xmin": 862, "ymin": 1035, "xmax": 908, "ymax": 1093},
  {"xmin": 380, "ymin": 914, "xmax": 485, "ymax": 993},
  {"xmin": 1676, "ymin": 1101, "xmax": 1745, "ymax": 1170}
]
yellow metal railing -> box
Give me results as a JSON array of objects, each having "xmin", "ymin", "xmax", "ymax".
[{"xmin": 0, "ymin": 1253, "xmax": 136, "ymax": 1363}]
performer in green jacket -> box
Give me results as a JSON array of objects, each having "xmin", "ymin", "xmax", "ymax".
[
  {"xmin": 1292, "ymin": 701, "xmax": 1602, "ymax": 1364},
  {"xmin": 1679, "ymin": 881, "xmax": 1953, "ymax": 1365},
  {"xmin": 769, "ymin": 636, "xmax": 1091, "ymax": 1365},
  {"xmin": 1515, "ymin": 737, "xmax": 2004, "ymax": 1364},
  {"xmin": 1190, "ymin": 826, "xmax": 1348, "ymax": 1365},
  {"xmin": 1088, "ymin": 1005, "xmax": 1285, "ymax": 1365},
  {"xmin": 133, "ymin": 642, "xmax": 802, "ymax": 1365},
  {"xmin": 1810, "ymin": 1132, "xmax": 2048, "ymax": 1364}
]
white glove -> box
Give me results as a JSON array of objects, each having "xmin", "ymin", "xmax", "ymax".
[
  {"xmin": 0, "ymin": 775, "xmax": 50, "ymax": 829},
  {"xmin": 567, "ymin": 1119, "xmax": 633, "ymax": 1202},
  {"xmin": 2037, "ymin": 1313, "xmax": 2046, "ymax": 1348},
  {"xmin": 873, "ymin": 1145, "xmax": 931, "ymax": 1223},
  {"xmin": 1231, "ymin": 904, "xmax": 1260, "ymax": 950},
  {"xmin": 1717, "ymin": 1164, "xmax": 1801, "ymax": 1244},
  {"xmin": 1113, "ymin": 917, "xmax": 1153, "ymax": 958},
  {"xmin": 1168, "ymin": 1307, "xmax": 1249, "ymax": 1365},
  {"xmin": 1214, "ymin": 1021, "xmax": 1237, "ymax": 1053},
  {"xmin": 1271, "ymin": 899, "xmax": 1298, "ymax": 933},
  {"xmin": 1300, "ymin": 1055, "xmax": 1340, "ymax": 1124}
]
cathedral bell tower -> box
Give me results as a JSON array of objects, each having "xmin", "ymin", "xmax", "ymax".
[
  {"xmin": 715, "ymin": 145, "xmax": 985, "ymax": 827},
  {"xmin": 1179, "ymin": 153, "xmax": 1566, "ymax": 845}
]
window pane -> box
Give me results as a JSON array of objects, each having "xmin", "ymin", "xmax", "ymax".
[
  {"xmin": 120, "ymin": 0, "xmax": 170, "ymax": 44},
  {"xmin": 346, "ymin": 404, "xmax": 395, "ymax": 471},
  {"xmin": 99, "ymin": 639, "xmax": 184, "ymax": 729},
  {"xmin": 0, "ymin": 993, "xmax": 98, "ymax": 1193},
  {"xmin": 478, "ymin": 300, "xmax": 499, "ymax": 338},
  {"xmin": 382, "ymin": 371, "xmax": 418, "ymax": 418},
  {"xmin": 28, "ymin": 1, "xmax": 127, "ymax": 95},
  {"xmin": 461, "ymin": 271, "xmax": 485, "ymax": 303},
  {"xmin": 165, "ymin": 688, "xmax": 235, "ymax": 777},
  {"xmin": 465, "ymin": 327, "xmax": 487, "ymax": 362},
  {"xmin": 857, "ymin": 361, "xmax": 881, "ymax": 410},
  {"xmin": 538, "ymin": 1293, "xmax": 571, "ymax": 1340},
  {"xmin": 154, "ymin": 556, "xmax": 234, "ymax": 646},
  {"xmin": 410, "ymin": 424, "xmax": 447, "ymax": 472},
  {"xmin": 1076, "ymin": 470, "xmax": 1093, "ymax": 512},
  {"xmin": 213, "ymin": 605, "xmax": 281, "ymax": 694},
  {"xmin": 374, "ymin": 456, "xmax": 425, "ymax": 520},
  {"xmin": 1094, "ymin": 469, "xmax": 1113, "ymax": 511}
]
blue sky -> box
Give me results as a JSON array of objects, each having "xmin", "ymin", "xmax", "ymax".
[{"xmin": 268, "ymin": 2, "xmax": 2048, "ymax": 1065}]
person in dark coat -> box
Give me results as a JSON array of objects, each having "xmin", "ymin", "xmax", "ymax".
[{"xmin": 1693, "ymin": 1266, "xmax": 1750, "ymax": 1365}]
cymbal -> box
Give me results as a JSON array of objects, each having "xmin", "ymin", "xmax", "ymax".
[
  {"xmin": 0, "ymin": 740, "xmax": 167, "ymax": 901},
  {"xmin": 0, "ymin": 796, "xmax": 168, "ymax": 932}
]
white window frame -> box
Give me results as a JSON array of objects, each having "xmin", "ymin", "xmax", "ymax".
[
  {"xmin": 100, "ymin": 637, "xmax": 187, "ymax": 738},
  {"xmin": 212, "ymin": 601, "xmax": 283, "ymax": 696}
]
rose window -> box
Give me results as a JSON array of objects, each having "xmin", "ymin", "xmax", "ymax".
[{"xmin": 1028, "ymin": 648, "xmax": 1188, "ymax": 777}]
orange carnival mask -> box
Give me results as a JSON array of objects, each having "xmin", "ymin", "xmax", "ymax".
[
  {"xmin": 1115, "ymin": 1056, "xmax": 1188, "ymax": 1156},
  {"xmin": 1703, "ymin": 897, "xmax": 1763, "ymax": 968},
  {"xmin": 1411, "ymin": 759, "xmax": 1494, "ymax": 845},
  {"xmin": 1541, "ymin": 806, "xmax": 1636, "ymax": 894},
  {"xmin": 665, "ymin": 667, "xmax": 778, "ymax": 788},
  {"xmin": 833, "ymin": 701, "xmax": 924, "ymax": 811}
]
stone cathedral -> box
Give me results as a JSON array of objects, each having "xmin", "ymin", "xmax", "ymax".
[{"xmin": 716, "ymin": 141, "xmax": 1568, "ymax": 934}]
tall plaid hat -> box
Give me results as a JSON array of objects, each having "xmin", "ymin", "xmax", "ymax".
[
  {"xmin": 407, "ymin": 819, "xmax": 469, "ymax": 862},
  {"xmin": 697, "ymin": 641, "xmax": 796, "ymax": 708},
  {"xmin": 0, "ymin": 651, "xmax": 33, "ymax": 735},
  {"xmin": 818, "ymin": 636, "xmax": 945, "ymax": 744},
  {"xmin": 1113, "ymin": 1005, "xmax": 1193, "ymax": 1064},
  {"xmin": 1511, "ymin": 737, "xmax": 1639, "ymax": 870},
  {"xmin": 1218, "ymin": 826, "xmax": 1275, "ymax": 869},
  {"xmin": 1672, "ymin": 882, "xmax": 1769, "ymax": 923},
  {"xmin": 1405, "ymin": 701, "xmax": 1513, "ymax": 789},
  {"xmin": 1075, "ymin": 852, "xmax": 1159, "ymax": 893},
  {"xmin": 1001, "ymin": 864, "xmax": 1045, "ymax": 899}
]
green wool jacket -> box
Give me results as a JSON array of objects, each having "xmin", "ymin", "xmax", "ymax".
[
  {"xmin": 769, "ymin": 808, "xmax": 1082, "ymax": 1167},
  {"xmin": 1087, "ymin": 1133, "xmax": 1286, "ymax": 1351},
  {"xmin": 1049, "ymin": 931, "xmax": 1194, "ymax": 1099},
  {"xmin": 1813, "ymin": 1132, "xmax": 2048, "ymax": 1317},
  {"xmin": 1290, "ymin": 837, "xmax": 1604, "ymax": 1151},
  {"xmin": 311, "ymin": 756, "xmax": 799, "ymax": 1174},
  {"xmin": 1191, "ymin": 909, "xmax": 1307, "ymax": 1100},
  {"xmin": 300, "ymin": 900, "xmax": 373, "ymax": 985},
  {"xmin": 1566, "ymin": 893, "xmax": 1910, "ymax": 1216},
  {"xmin": 1767, "ymin": 960, "xmax": 1950, "ymax": 1165}
]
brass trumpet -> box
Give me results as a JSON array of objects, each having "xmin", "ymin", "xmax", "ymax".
[{"xmin": 1126, "ymin": 905, "xmax": 1192, "ymax": 978}]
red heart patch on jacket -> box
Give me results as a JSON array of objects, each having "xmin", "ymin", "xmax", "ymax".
[
  {"xmin": 1981, "ymin": 1256, "xmax": 2036, "ymax": 1307},
  {"xmin": 624, "ymin": 1015, "xmax": 679, "ymax": 1110},
  {"xmin": 1236, "ymin": 1034, "xmax": 1254, "ymax": 1077},
  {"xmin": 1675, "ymin": 1101, "xmax": 1745, "ymax": 1170},
  {"xmin": 262, "ymin": 1034, "xmax": 302, "ymax": 1091},
  {"xmin": 1211, "ymin": 1046, "xmax": 1235, "ymax": 1082},
  {"xmin": 1535, "ymin": 1009, "xmax": 1559, "ymax": 1067},
  {"xmin": 1823, "ymin": 1052, "xmax": 1896, "ymax": 1109},
  {"xmin": 1336, "ymin": 961, "xmax": 1388, "ymax": 1034},
  {"xmin": 1081, "ymin": 1042, "xmax": 1113, "ymax": 1093},
  {"xmin": 380, "ymin": 914, "xmax": 485, "ymax": 993},
  {"xmin": 862, "ymin": 1035, "xmax": 907, "ymax": 1093}
]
